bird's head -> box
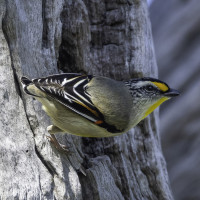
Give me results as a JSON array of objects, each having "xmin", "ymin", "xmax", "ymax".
[{"xmin": 124, "ymin": 77, "xmax": 180, "ymax": 120}]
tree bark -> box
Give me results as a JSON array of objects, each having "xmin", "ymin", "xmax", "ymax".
[{"xmin": 0, "ymin": 0, "xmax": 173, "ymax": 199}]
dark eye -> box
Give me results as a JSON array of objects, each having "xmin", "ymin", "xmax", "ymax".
[{"xmin": 145, "ymin": 85, "xmax": 154, "ymax": 91}]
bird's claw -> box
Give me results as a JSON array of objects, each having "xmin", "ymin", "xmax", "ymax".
[{"xmin": 46, "ymin": 135, "xmax": 70, "ymax": 153}]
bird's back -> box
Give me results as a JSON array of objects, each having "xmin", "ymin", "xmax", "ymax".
[{"xmin": 86, "ymin": 76, "xmax": 133, "ymax": 131}]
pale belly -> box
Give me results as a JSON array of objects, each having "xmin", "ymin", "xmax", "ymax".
[
  {"xmin": 37, "ymin": 97, "xmax": 123, "ymax": 137},
  {"xmin": 53, "ymin": 116, "xmax": 120, "ymax": 137}
]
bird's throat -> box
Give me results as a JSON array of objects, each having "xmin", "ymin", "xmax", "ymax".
[{"xmin": 143, "ymin": 97, "xmax": 169, "ymax": 119}]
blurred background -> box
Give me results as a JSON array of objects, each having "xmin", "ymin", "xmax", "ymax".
[{"xmin": 149, "ymin": 0, "xmax": 200, "ymax": 199}]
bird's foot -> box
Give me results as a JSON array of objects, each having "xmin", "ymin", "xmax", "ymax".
[{"xmin": 46, "ymin": 135, "xmax": 70, "ymax": 153}]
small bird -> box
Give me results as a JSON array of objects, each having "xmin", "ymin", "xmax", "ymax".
[{"xmin": 21, "ymin": 73, "xmax": 179, "ymax": 150}]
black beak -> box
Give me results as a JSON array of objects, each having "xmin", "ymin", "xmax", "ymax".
[{"xmin": 164, "ymin": 88, "xmax": 180, "ymax": 97}]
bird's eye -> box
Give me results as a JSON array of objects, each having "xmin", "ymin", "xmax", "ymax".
[{"xmin": 145, "ymin": 85, "xmax": 154, "ymax": 91}]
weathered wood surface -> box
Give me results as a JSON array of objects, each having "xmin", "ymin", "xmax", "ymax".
[
  {"xmin": 0, "ymin": 0, "xmax": 173, "ymax": 199},
  {"xmin": 150, "ymin": 0, "xmax": 200, "ymax": 200}
]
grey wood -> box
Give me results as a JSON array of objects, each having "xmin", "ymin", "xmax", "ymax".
[{"xmin": 0, "ymin": 0, "xmax": 173, "ymax": 199}]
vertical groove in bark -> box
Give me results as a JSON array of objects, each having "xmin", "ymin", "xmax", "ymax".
[{"xmin": 42, "ymin": 0, "xmax": 48, "ymax": 49}]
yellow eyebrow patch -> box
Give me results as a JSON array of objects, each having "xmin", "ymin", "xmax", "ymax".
[{"xmin": 152, "ymin": 82, "xmax": 169, "ymax": 92}]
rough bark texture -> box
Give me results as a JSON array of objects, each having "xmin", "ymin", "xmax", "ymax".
[
  {"xmin": 150, "ymin": 0, "xmax": 200, "ymax": 200},
  {"xmin": 0, "ymin": 0, "xmax": 173, "ymax": 199}
]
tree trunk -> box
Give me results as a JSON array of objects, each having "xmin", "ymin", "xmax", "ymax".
[{"xmin": 0, "ymin": 0, "xmax": 173, "ymax": 199}]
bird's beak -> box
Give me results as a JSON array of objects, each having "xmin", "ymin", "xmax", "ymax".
[{"xmin": 164, "ymin": 88, "xmax": 180, "ymax": 97}]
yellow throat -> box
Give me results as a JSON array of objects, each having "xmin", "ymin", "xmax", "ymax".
[{"xmin": 143, "ymin": 97, "xmax": 169, "ymax": 119}]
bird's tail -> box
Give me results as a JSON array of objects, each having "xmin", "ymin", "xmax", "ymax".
[
  {"xmin": 21, "ymin": 76, "xmax": 32, "ymax": 85},
  {"xmin": 21, "ymin": 76, "xmax": 38, "ymax": 97}
]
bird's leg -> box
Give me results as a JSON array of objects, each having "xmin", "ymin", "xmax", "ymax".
[{"xmin": 47, "ymin": 125, "xmax": 69, "ymax": 152}]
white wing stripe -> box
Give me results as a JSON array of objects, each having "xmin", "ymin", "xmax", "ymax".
[
  {"xmin": 61, "ymin": 76, "xmax": 81, "ymax": 86},
  {"xmin": 63, "ymin": 91, "xmax": 85, "ymax": 105},
  {"xmin": 73, "ymin": 79, "xmax": 93, "ymax": 106},
  {"xmin": 64, "ymin": 93, "xmax": 72, "ymax": 103},
  {"xmin": 55, "ymin": 98, "xmax": 96, "ymax": 122},
  {"xmin": 35, "ymin": 74, "xmax": 98, "ymax": 122},
  {"xmin": 61, "ymin": 78, "xmax": 68, "ymax": 86}
]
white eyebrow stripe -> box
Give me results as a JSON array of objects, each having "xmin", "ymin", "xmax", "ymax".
[{"xmin": 134, "ymin": 81, "xmax": 155, "ymax": 88}]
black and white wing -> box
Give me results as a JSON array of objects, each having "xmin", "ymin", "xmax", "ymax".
[{"xmin": 32, "ymin": 73, "xmax": 104, "ymax": 124}]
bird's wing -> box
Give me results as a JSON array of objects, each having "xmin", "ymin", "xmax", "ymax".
[
  {"xmin": 32, "ymin": 73, "xmax": 102, "ymax": 122},
  {"xmin": 32, "ymin": 73, "xmax": 120, "ymax": 133}
]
